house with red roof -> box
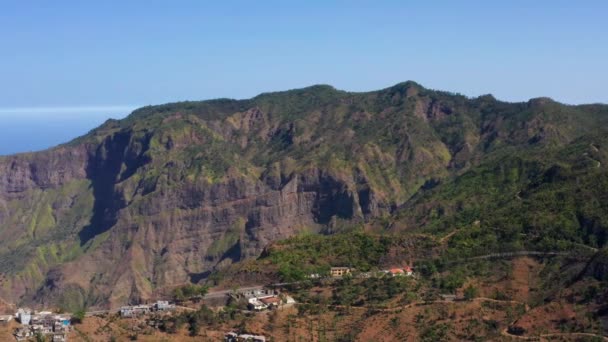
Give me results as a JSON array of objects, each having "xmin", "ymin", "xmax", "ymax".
[
  {"xmin": 389, "ymin": 268, "xmax": 405, "ymax": 276},
  {"xmin": 386, "ymin": 266, "xmax": 414, "ymax": 277}
]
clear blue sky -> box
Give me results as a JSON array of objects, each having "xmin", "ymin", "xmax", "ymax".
[{"xmin": 1, "ymin": 1, "xmax": 607, "ymax": 155}]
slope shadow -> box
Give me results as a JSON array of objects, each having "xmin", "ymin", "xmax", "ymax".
[{"xmin": 78, "ymin": 131, "xmax": 132, "ymax": 246}]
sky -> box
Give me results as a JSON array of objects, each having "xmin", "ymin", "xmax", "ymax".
[{"xmin": 0, "ymin": 1, "xmax": 607, "ymax": 155}]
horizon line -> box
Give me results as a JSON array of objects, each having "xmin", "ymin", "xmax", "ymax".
[{"xmin": 0, "ymin": 105, "xmax": 139, "ymax": 114}]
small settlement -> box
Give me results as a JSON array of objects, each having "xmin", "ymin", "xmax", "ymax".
[
  {"xmin": 4, "ymin": 301, "xmax": 175, "ymax": 341},
  {"xmin": 119, "ymin": 300, "xmax": 176, "ymax": 318},
  {"xmin": 3, "ymin": 266, "xmax": 413, "ymax": 341},
  {"xmin": 13, "ymin": 308, "xmax": 71, "ymax": 342}
]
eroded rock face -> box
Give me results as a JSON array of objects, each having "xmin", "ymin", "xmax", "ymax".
[
  {"xmin": 0, "ymin": 146, "xmax": 89, "ymax": 199},
  {"xmin": 0, "ymin": 129, "xmax": 376, "ymax": 308}
]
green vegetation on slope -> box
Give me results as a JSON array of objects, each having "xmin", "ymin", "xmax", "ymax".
[
  {"xmin": 262, "ymin": 231, "xmax": 391, "ymax": 282},
  {"xmin": 1, "ymin": 81, "xmax": 608, "ymax": 308},
  {"xmin": 394, "ymin": 133, "xmax": 608, "ymax": 260}
]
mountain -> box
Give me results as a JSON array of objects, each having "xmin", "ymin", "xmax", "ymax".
[{"xmin": 0, "ymin": 81, "xmax": 607, "ymax": 309}]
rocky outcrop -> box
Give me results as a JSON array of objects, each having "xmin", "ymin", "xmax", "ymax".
[
  {"xmin": 0, "ymin": 128, "xmax": 377, "ymax": 308},
  {"xmin": 0, "ymin": 146, "xmax": 89, "ymax": 199}
]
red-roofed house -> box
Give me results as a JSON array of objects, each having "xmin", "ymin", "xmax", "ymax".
[
  {"xmin": 387, "ymin": 267, "xmax": 413, "ymax": 277},
  {"xmin": 260, "ymin": 297, "xmax": 281, "ymax": 307},
  {"xmin": 389, "ymin": 268, "xmax": 405, "ymax": 276}
]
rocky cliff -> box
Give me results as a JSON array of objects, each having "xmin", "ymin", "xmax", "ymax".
[{"xmin": 0, "ymin": 82, "xmax": 606, "ymax": 309}]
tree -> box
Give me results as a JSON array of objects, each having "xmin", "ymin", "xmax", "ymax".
[
  {"xmin": 173, "ymin": 287, "xmax": 185, "ymax": 301},
  {"xmin": 72, "ymin": 308, "xmax": 86, "ymax": 324},
  {"xmin": 463, "ymin": 285, "xmax": 478, "ymax": 300},
  {"xmin": 34, "ymin": 332, "xmax": 45, "ymax": 342},
  {"xmin": 173, "ymin": 284, "xmax": 209, "ymax": 301},
  {"xmin": 189, "ymin": 319, "xmax": 200, "ymax": 336}
]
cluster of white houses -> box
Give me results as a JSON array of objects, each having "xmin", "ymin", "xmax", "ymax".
[
  {"xmin": 119, "ymin": 300, "xmax": 175, "ymax": 318},
  {"xmin": 10, "ymin": 308, "xmax": 71, "ymax": 342}
]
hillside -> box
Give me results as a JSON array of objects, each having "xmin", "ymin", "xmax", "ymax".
[{"xmin": 0, "ymin": 81, "xmax": 607, "ymax": 311}]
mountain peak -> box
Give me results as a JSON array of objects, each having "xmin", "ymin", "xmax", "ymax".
[
  {"xmin": 253, "ymin": 84, "xmax": 343, "ymax": 99},
  {"xmin": 528, "ymin": 96, "xmax": 557, "ymax": 106}
]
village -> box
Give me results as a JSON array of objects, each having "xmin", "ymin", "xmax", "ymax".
[
  {"xmin": 0, "ymin": 265, "xmax": 414, "ymax": 341},
  {"xmin": 0, "ymin": 301, "xmax": 178, "ymax": 341},
  {"xmin": 1, "ymin": 309, "xmax": 71, "ymax": 342}
]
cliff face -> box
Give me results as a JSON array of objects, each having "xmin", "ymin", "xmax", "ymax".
[
  {"xmin": 0, "ymin": 136, "xmax": 377, "ymax": 308},
  {"xmin": 0, "ymin": 82, "xmax": 606, "ymax": 309},
  {"xmin": 0, "ymin": 146, "xmax": 89, "ymax": 199}
]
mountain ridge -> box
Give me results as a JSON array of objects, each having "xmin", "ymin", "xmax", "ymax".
[
  {"xmin": 0, "ymin": 81, "xmax": 606, "ymax": 310},
  {"xmin": 2, "ymin": 80, "xmax": 600, "ymax": 158}
]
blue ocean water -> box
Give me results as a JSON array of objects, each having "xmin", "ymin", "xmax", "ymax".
[{"xmin": 0, "ymin": 109, "xmax": 133, "ymax": 156}]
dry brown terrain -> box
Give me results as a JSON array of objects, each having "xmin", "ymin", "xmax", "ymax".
[
  {"xmin": 1, "ymin": 257, "xmax": 606, "ymax": 341},
  {"xmin": 0, "ymin": 321, "xmax": 19, "ymax": 341}
]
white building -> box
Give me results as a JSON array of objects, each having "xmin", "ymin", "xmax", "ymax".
[
  {"xmin": 153, "ymin": 300, "xmax": 175, "ymax": 311},
  {"xmin": 247, "ymin": 298, "xmax": 267, "ymax": 311},
  {"xmin": 238, "ymin": 334, "xmax": 266, "ymax": 342},
  {"xmin": 225, "ymin": 332, "xmax": 267, "ymax": 342},
  {"xmin": 120, "ymin": 305, "xmax": 151, "ymax": 317},
  {"xmin": 239, "ymin": 288, "xmax": 275, "ymax": 298},
  {"xmin": 16, "ymin": 309, "xmax": 32, "ymax": 325}
]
